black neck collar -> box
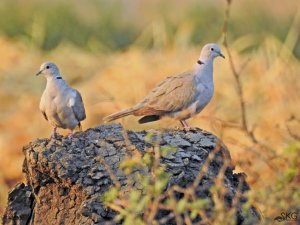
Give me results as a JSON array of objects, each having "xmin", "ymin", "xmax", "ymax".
[
  {"xmin": 197, "ymin": 60, "xmax": 204, "ymax": 65},
  {"xmin": 55, "ymin": 76, "xmax": 62, "ymax": 80}
]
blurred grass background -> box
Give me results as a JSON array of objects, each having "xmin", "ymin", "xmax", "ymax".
[{"xmin": 0, "ymin": 0, "xmax": 299, "ymax": 223}]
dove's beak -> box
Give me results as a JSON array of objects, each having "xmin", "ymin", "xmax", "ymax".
[
  {"xmin": 36, "ymin": 70, "xmax": 43, "ymax": 76},
  {"xmin": 218, "ymin": 52, "xmax": 225, "ymax": 59}
]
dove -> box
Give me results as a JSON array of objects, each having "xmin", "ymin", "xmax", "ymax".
[
  {"xmin": 103, "ymin": 43, "xmax": 224, "ymax": 129},
  {"xmin": 36, "ymin": 62, "xmax": 86, "ymax": 137}
]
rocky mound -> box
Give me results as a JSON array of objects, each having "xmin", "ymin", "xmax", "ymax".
[{"xmin": 2, "ymin": 124, "xmax": 259, "ymax": 225}]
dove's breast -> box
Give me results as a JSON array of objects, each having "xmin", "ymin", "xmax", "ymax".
[
  {"xmin": 41, "ymin": 83, "xmax": 78, "ymax": 130},
  {"xmin": 195, "ymin": 81, "xmax": 214, "ymax": 114}
]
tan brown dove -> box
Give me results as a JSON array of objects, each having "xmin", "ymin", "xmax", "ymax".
[{"xmin": 103, "ymin": 43, "xmax": 224, "ymax": 129}]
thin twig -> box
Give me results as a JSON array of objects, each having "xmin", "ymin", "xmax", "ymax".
[
  {"xmin": 286, "ymin": 116, "xmax": 300, "ymax": 141},
  {"xmin": 222, "ymin": 0, "xmax": 277, "ymax": 158},
  {"xmin": 223, "ymin": 0, "xmax": 248, "ymax": 132}
]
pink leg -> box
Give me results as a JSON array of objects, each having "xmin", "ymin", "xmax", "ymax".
[
  {"xmin": 67, "ymin": 130, "xmax": 76, "ymax": 139},
  {"xmin": 180, "ymin": 120, "xmax": 190, "ymax": 130},
  {"xmin": 68, "ymin": 123, "xmax": 82, "ymax": 139}
]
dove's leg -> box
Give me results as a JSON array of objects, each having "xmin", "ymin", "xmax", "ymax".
[
  {"xmin": 180, "ymin": 120, "xmax": 190, "ymax": 130},
  {"xmin": 180, "ymin": 120, "xmax": 199, "ymax": 132},
  {"xmin": 78, "ymin": 122, "xmax": 82, "ymax": 132},
  {"xmin": 51, "ymin": 127, "xmax": 58, "ymax": 138},
  {"xmin": 72, "ymin": 129, "xmax": 77, "ymax": 135},
  {"xmin": 67, "ymin": 123, "xmax": 82, "ymax": 139}
]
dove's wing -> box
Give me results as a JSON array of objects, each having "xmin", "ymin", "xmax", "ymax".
[
  {"xmin": 39, "ymin": 92, "xmax": 48, "ymax": 121},
  {"xmin": 134, "ymin": 71, "xmax": 197, "ymax": 115},
  {"xmin": 68, "ymin": 89, "xmax": 86, "ymax": 122}
]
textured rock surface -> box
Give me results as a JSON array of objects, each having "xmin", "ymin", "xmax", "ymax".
[{"xmin": 3, "ymin": 124, "xmax": 259, "ymax": 225}]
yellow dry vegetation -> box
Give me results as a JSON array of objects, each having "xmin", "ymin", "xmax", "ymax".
[{"xmin": 0, "ymin": 28, "xmax": 299, "ymax": 222}]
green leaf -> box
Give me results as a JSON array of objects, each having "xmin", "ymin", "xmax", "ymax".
[
  {"xmin": 115, "ymin": 214, "xmax": 124, "ymax": 222},
  {"xmin": 284, "ymin": 142, "xmax": 300, "ymax": 156},
  {"xmin": 177, "ymin": 199, "xmax": 187, "ymax": 212},
  {"xmin": 160, "ymin": 145, "xmax": 177, "ymax": 157},
  {"xmin": 143, "ymin": 153, "xmax": 152, "ymax": 165},
  {"xmin": 129, "ymin": 189, "xmax": 142, "ymax": 204},
  {"xmin": 102, "ymin": 187, "xmax": 119, "ymax": 203},
  {"xmin": 144, "ymin": 132, "xmax": 154, "ymax": 143},
  {"xmin": 154, "ymin": 180, "xmax": 165, "ymax": 194},
  {"xmin": 190, "ymin": 209, "xmax": 198, "ymax": 219},
  {"xmin": 284, "ymin": 167, "xmax": 296, "ymax": 182},
  {"xmin": 191, "ymin": 199, "xmax": 209, "ymax": 209}
]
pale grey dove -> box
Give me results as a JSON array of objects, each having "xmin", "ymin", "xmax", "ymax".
[
  {"xmin": 103, "ymin": 43, "xmax": 224, "ymax": 129},
  {"xmin": 37, "ymin": 62, "xmax": 86, "ymax": 137}
]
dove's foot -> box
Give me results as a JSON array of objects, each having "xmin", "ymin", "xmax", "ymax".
[
  {"xmin": 179, "ymin": 120, "xmax": 199, "ymax": 132},
  {"xmin": 183, "ymin": 127, "xmax": 191, "ymax": 132},
  {"xmin": 67, "ymin": 130, "xmax": 77, "ymax": 140},
  {"xmin": 67, "ymin": 134, "xmax": 73, "ymax": 141},
  {"xmin": 172, "ymin": 126, "xmax": 181, "ymax": 135},
  {"xmin": 174, "ymin": 126, "xmax": 181, "ymax": 131},
  {"xmin": 184, "ymin": 127, "xmax": 200, "ymax": 133}
]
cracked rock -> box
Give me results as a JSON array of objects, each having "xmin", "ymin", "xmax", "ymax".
[{"xmin": 3, "ymin": 123, "xmax": 259, "ymax": 225}]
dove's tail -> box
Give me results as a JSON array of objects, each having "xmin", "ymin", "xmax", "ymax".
[{"xmin": 103, "ymin": 108, "xmax": 138, "ymax": 122}]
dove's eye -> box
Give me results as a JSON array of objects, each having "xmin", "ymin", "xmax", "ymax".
[
  {"xmin": 211, "ymin": 48, "xmax": 214, "ymax": 51},
  {"xmin": 46, "ymin": 66, "xmax": 50, "ymax": 69}
]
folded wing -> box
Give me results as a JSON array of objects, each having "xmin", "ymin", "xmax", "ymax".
[
  {"xmin": 134, "ymin": 71, "xmax": 197, "ymax": 115},
  {"xmin": 69, "ymin": 89, "xmax": 86, "ymax": 122}
]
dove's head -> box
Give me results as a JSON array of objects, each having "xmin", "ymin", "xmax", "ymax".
[
  {"xmin": 36, "ymin": 62, "xmax": 60, "ymax": 78},
  {"xmin": 198, "ymin": 43, "xmax": 225, "ymax": 63}
]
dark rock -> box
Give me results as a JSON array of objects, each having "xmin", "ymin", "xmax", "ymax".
[
  {"xmin": 2, "ymin": 183, "xmax": 33, "ymax": 225},
  {"xmin": 2, "ymin": 124, "xmax": 260, "ymax": 225}
]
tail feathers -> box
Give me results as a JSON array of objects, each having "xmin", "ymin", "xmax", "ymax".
[
  {"xmin": 103, "ymin": 108, "xmax": 137, "ymax": 122},
  {"xmin": 138, "ymin": 115, "xmax": 160, "ymax": 124}
]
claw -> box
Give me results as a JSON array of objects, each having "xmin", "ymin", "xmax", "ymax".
[
  {"xmin": 183, "ymin": 127, "xmax": 191, "ymax": 132},
  {"xmin": 67, "ymin": 129, "xmax": 76, "ymax": 140},
  {"xmin": 174, "ymin": 126, "xmax": 180, "ymax": 131},
  {"xmin": 67, "ymin": 134, "xmax": 73, "ymax": 141}
]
